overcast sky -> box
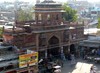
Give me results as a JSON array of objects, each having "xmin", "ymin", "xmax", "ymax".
[{"xmin": 1, "ymin": 0, "xmax": 100, "ymax": 3}]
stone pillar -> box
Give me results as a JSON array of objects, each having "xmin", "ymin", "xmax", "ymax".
[
  {"xmin": 68, "ymin": 30, "xmax": 71, "ymax": 53},
  {"xmin": 61, "ymin": 47, "xmax": 66, "ymax": 61},
  {"xmin": 45, "ymin": 50, "xmax": 47, "ymax": 58},
  {"xmin": 36, "ymin": 34, "xmax": 39, "ymax": 51},
  {"xmin": 36, "ymin": 34, "xmax": 39, "ymax": 62},
  {"xmin": 68, "ymin": 45, "xmax": 70, "ymax": 53},
  {"xmin": 35, "ymin": 13, "xmax": 38, "ymax": 24}
]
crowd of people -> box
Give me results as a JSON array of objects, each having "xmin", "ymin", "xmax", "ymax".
[
  {"xmin": 38, "ymin": 55, "xmax": 63, "ymax": 73},
  {"xmin": 38, "ymin": 52, "xmax": 77, "ymax": 73}
]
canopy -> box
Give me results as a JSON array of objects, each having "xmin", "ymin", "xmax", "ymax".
[{"xmin": 79, "ymin": 40, "xmax": 100, "ymax": 48}]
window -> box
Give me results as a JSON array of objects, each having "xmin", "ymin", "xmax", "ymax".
[
  {"xmin": 47, "ymin": 14, "xmax": 50, "ymax": 20},
  {"xmin": 38, "ymin": 14, "xmax": 42, "ymax": 20}
]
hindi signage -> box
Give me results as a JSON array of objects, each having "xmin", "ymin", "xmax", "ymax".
[{"xmin": 19, "ymin": 52, "xmax": 38, "ymax": 68}]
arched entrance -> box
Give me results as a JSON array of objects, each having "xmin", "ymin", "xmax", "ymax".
[
  {"xmin": 70, "ymin": 44, "xmax": 76, "ymax": 54},
  {"xmin": 48, "ymin": 36, "xmax": 60, "ymax": 58}
]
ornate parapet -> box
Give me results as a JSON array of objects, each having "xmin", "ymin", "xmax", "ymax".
[{"xmin": 3, "ymin": 27, "xmax": 25, "ymax": 34}]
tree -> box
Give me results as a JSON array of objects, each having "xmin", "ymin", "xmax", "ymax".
[
  {"xmin": 17, "ymin": 8, "xmax": 33, "ymax": 21},
  {"xmin": 97, "ymin": 18, "xmax": 100, "ymax": 28},
  {"xmin": 62, "ymin": 3, "xmax": 77, "ymax": 22}
]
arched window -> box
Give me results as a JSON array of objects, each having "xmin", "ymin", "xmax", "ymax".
[
  {"xmin": 38, "ymin": 14, "xmax": 42, "ymax": 20},
  {"xmin": 47, "ymin": 14, "xmax": 50, "ymax": 20}
]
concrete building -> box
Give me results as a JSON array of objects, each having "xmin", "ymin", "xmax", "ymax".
[{"xmin": 89, "ymin": 6, "xmax": 100, "ymax": 19}]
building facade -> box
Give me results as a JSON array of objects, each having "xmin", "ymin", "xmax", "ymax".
[{"xmin": 2, "ymin": 0, "xmax": 85, "ymax": 73}]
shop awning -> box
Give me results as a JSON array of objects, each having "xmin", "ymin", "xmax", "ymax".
[
  {"xmin": 79, "ymin": 41, "xmax": 100, "ymax": 48},
  {"xmin": 83, "ymin": 44, "xmax": 100, "ymax": 47}
]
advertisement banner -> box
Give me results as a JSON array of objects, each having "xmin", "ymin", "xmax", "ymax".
[{"xmin": 19, "ymin": 52, "xmax": 38, "ymax": 68}]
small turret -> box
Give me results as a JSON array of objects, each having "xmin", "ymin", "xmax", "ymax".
[{"xmin": 36, "ymin": 0, "xmax": 40, "ymax": 4}]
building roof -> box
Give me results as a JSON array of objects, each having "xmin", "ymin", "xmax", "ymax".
[
  {"xmin": 0, "ymin": 60, "xmax": 18, "ymax": 67},
  {"xmin": 34, "ymin": 0, "xmax": 63, "ymax": 13},
  {"xmin": 35, "ymin": 0, "xmax": 62, "ymax": 7},
  {"xmin": 90, "ymin": 7, "xmax": 100, "ymax": 11},
  {"xmin": 42, "ymin": 0, "xmax": 55, "ymax": 3},
  {"xmin": 34, "ymin": 10, "xmax": 65, "ymax": 13},
  {"xmin": 79, "ymin": 36, "xmax": 100, "ymax": 47}
]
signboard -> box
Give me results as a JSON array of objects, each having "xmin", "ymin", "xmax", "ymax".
[{"xmin": 19, "ymin": 52, "xmax": 38, "ymax": 68}]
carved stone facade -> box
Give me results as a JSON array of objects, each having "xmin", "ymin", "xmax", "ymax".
[
  {"xmin": 2, "ymin": 0, "xmax": 85, "ymax": 73},
  {"xmin": 3, "ymin": 0, "xmax": 85, "ymax": 56}
]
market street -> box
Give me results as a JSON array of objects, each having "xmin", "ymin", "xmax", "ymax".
[{"xmin": 61, "ymin": 59, "xmax": 100, "ymax": 73}]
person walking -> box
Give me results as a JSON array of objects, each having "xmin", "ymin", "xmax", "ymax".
[
  {"xmin": 70, "ymin": 54, "xmax": 76, "ymax": 65},
  {"xmin": 90, "ymin": 66, "xmax": 96, "ymax": 73},
  {"xmin": 56, "ymin": 59, "xmax": 63, "ymax": 67}
]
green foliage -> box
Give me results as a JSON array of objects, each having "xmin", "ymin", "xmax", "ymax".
[
  {"xmin": 97, "ymin": 18, "xmax": 100, "ymax": 28},
  {"xmin": 62, "ymin": 3, "xmax": 77, "ymax": 22},
  {"xmin": 17, "ymin": 8, "xmax": 32, "ymax": 21}
]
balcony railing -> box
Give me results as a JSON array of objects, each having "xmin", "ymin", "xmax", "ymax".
[
  {"xmin": 3, "ymin": 20, "xmax": 84, "ymax": 34},
  {"xmin": 15, "ymin": 20, "xmax": 83, "ymax": 27}
]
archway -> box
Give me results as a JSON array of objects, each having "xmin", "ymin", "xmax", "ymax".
[
  {"xmin": 48, "ymin": 36, "xmax": 60, "ymax": 58},
  {"xmin": 70, "ymin": 44, "xmax": 76, "ymax": 54}
]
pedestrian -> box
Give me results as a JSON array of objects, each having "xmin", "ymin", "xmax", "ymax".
[
  {"xmin": 90, "ymin": 66, "xmax": 96, "ymax": 73},
  {"xmin": 70, "ymin": 54, "xmax": 76, "ymax": 65},
  {"xmin": 49, "ymin": 54, "xmax": 53, "ymax": 61},
  {"xmin": 68, "ymin": 53, "xmax": 71, "ymax": 60},
  {"xmin": 56, "ymin": 59, "xmax": 63, "ymax": 67}
]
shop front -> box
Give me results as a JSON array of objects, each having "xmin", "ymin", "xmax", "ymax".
[{"xmin": 17, "ymin": 52, "xmax": 38, "ymax": 73}]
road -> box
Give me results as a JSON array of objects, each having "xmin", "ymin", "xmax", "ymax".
[{"xmin": 61, "ymin": 59, "xmax": 100, "ymax": 73}]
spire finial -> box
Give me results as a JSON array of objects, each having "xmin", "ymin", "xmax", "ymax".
[
  {"xmin": 36, "ymin": 0, "xmax": 40, "ymax": 3},
  {"xmin": 45, "ymin": 0, "xmax": 52, "ymax": 1}
]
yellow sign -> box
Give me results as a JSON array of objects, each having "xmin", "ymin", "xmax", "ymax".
[{"xmin": 19, "ymin": 52, "xmax": 38, "ymax": 68}]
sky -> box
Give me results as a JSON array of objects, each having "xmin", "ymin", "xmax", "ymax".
[{"xmin": 0, "ymin": 0, "xmax": 100, "ymax": 3}]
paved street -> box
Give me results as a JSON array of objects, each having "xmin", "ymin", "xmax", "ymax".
[{"xmin": 61, "ymin": 58, "xmax": 100, "ymax": 73}]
